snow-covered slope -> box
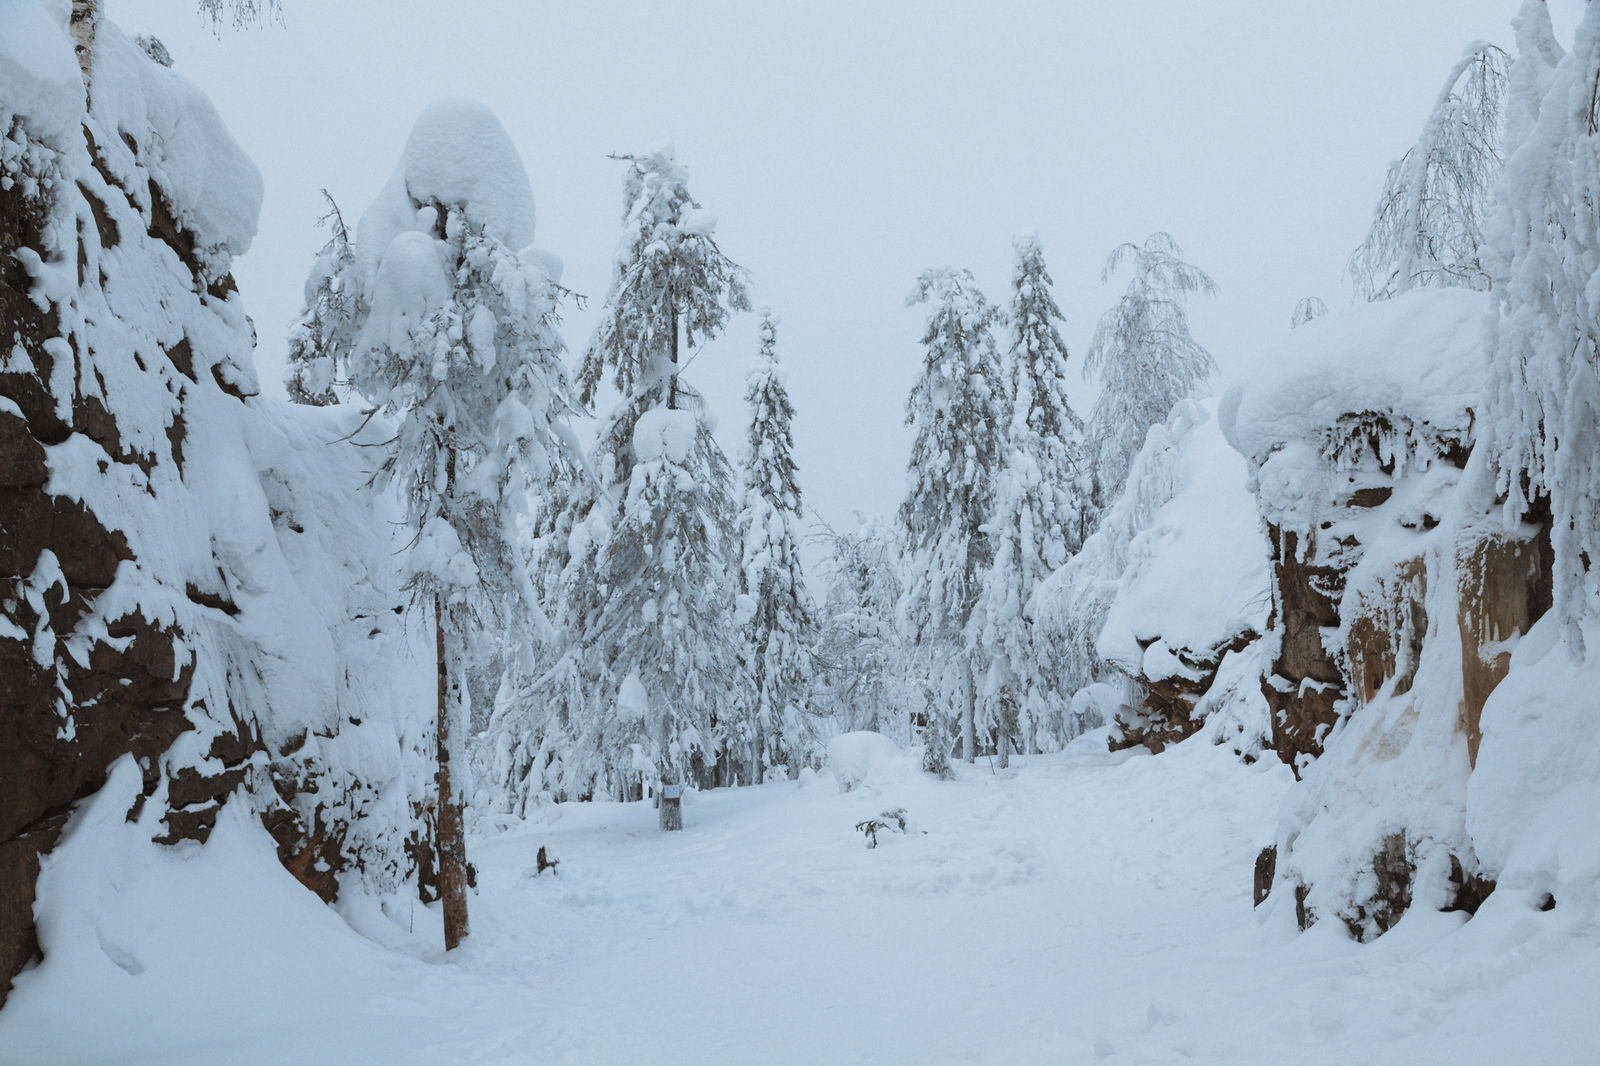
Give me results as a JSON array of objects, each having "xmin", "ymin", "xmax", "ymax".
[
  {"xmin": 2, "ymin": 733, "xmax": 1595, "ymax": 1065},
  {"xmin": 1032, "ymin": 396, "xmax": 1269, "ymax": 754}
]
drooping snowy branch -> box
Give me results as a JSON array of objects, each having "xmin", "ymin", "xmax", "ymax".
[
  {"xmin": 1083, "ymin": 233, "xmax": 1217, "ymax": 510},
  {"xmin": 1347, "ymin": 42, "xmax": 1510, "ymax": 301}
]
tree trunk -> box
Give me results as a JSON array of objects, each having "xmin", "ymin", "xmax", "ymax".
[
  {"xmin": 961, "ymin": 659, "xmax": 977, "ymax": 764},
  {"xmin": 435, "ymin": 593, "xmax": 470, "ymax": 950},
  {"xmin": 658, "ymin": 710, "xmax": 682, "ymax": 831},
  {"xmin": 751, "ymin": 716, "xmax": 765, "ymax": 786},
  {"xmin": 997, "ymin": 731, "xmax": 1010, "ymax": 770},
  {"xmin": 667, "ymin": 305, "xmax": 679, "ymax": 410},
  {"xmin": 70, "ymin": 1, "xmax": 99, "ymax": 87}
]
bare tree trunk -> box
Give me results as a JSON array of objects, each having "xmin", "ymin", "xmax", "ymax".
[
  {"xmin": 751, "ymin": 716, "xmax": 765, "ymax": 786},
  {"xmin": 658, "ymin": 710, "xmax": 682, "ymax": 831},
  {"xmin": 961, "ymin": 659, "xmax": 976, "ymax": 764},
  {"xmin": 997, "ymin": 731, "xmax": 1010, "ymax": 770},
  {"xmin": 667, "ymin": 305, "xmax": 679, "ymax": 410},
  {"xmin": 435, "ymin": 593, "xmax": 470, "ymax": 949}
]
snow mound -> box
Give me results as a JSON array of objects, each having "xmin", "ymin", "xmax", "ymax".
[
  {"xmin": 89, "ymin": 21, "xmax": 263, "ymax": 271},
  {"xmin": 0, "ymin": 0, "xmax": 83, "ymax": 142},
  {"xmin": 827, "ymin": 731, "xmax": 906, "ymax": 792},
  {"xmin": 1221, "ymin": 287, "xmax": 1486, "ymax": 469}
]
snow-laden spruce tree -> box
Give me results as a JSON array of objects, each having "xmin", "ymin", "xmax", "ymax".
[
  {"xmin": 330, "ymin": 99, "xmax": 581, "ymax": 947},
  {"xmin": 900, "ymin": 268, "xmax": 1006, "ymax": 766},
  {"xmin": 1348, "ymin": 42, "xmax": 1510, "ymax": 301},
  {"xmin": 1083, "ymin": 233, "xmax": 1217, "ymax": 509},
  {"xmin": 284, "ymin": 191, "xmax": 356, "ymax": 406},
  {"xmin": 549, "ymin": 144, "xmax": 749, "ymax": 829},
  {"xmin": 971, "ymin": 234, "xmax": 1087, "ymax": 766},
  {"xmin": 815, "ymin": 514, "xmax": 910, "ymax": 741},
  {"xmin": 734, "ymin": 309, "xmax": 817, "ymax": 783},
  {"xmin": 1481, "ymin": 0, "xmax": 1600, "ymax": 649}
]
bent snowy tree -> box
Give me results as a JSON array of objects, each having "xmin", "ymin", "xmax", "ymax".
[{"xmin": 1083, "ymin": 232, "xmax": 1217, "ymax": 510}]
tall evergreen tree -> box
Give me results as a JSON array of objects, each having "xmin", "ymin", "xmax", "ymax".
[
  {"xmin": 971, "ymin": 234, "xmax": 1087, "ymax": 766},
  {"xmin": 1083, "ymin": 233, "xmax": 1217, "ymax": 509},
  {"xmin": 734, "ymin": 310, "xmax": 817, "ymax": 783},
  {"xmin": 333, "ymin": 100, "xmax": 581, "ymax": 948},
  {"xmin": 549, "ymin": 144, "xmax": 750, "ymax": 829},
  {"xmin": 899, "ymin": 268, "xmax": 1006, "ymax": 766}
]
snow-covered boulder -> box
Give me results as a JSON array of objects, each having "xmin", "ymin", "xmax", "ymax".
[
  {"xmin": 826, "ymin": 731, "xmax": 905, "ymax": 792},
  {"xmin": 1033, "ymin": 396, "xmax": 1269, "ymax": 755}
]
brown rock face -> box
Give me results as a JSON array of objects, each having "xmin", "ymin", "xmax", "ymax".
[
  {"xmin": 1457, "ymin": 510, "xmax": 1552, "ymax": 767},
  {"xmin": 1262, "ymin": 526, "xmax": 1345, "ymax": 777},
  {"xmin": 1343, "ymin": 833, "xmax": 1413, "ymax": 942},
  {"xmin": 1345, "ymin": 556, "xmax": 1428, "ymax": 704},
  {"xmin": 1, "ymin": 155, "xmax": 212, "ymax": 1005},
  {"xmin": 0, "ymin": 126, "xmax": 335, "ymax": 1006},
  {"xmin": 1110, "ymin": 629, "xmax": 1259, "ymax": 755}
]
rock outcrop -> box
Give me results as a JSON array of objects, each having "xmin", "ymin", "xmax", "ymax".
[
  {"xmin": 2, "ymin": 10, "xmax": 435, "ymax": 1004},
  {"xmin": 1224, "ymin": 289, "xmax": 1555, "ymax": 941}
]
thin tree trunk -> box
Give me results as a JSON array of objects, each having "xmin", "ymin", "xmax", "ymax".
[
  {"xmin": 71, "ymin": 0, "xmax": 99, "ymax": 88},
  {"xmin": 752, "ymin": 716, "xmax": 765, "ymax": 786},
  {"xmin": 435, "ymin": 594, "xmax": 470, "ymax": 949},
  {"xmin": 961, "ymin": 659, "xmax": 976, "ymax": 764},
  {"xmin": 667, "ymin": 305, "xmax": 679, "ymax": 410},
  {"xmin": 658, "ymin": 710, "xmax": 682, "ymax": 831}
]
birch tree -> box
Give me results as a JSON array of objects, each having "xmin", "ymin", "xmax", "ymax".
[{"xmin": 1083, "ymin": 233, "xmax": 1217, "ymax": 509}]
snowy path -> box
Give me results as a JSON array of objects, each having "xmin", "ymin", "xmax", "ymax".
[{"xmin": 2, "ymin": 735, "xmax": 1596, "ymax": 1065}]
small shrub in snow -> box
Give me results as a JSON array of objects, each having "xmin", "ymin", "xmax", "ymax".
[{"xmin": 855, "ymin": 808, "xmax": 908, "ymax": 849}]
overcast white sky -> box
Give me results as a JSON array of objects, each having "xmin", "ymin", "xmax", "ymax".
[{"xmin": 117, "ymin": 0, "xmax": 1585, "ymax": 552}]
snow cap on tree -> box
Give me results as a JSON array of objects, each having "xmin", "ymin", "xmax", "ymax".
[{"xmin": 355, "ymin": 98, "xmax": 538, "ymax": 292}]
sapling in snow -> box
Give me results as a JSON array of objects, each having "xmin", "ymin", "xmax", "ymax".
[
  {"xmin": 316, "ymin": 99, "xmax": 581, "ymax": 948},
  {"xmin": 1083, "ymin": 233, "xmax": 1217, "ymax": 510},
  {"xmin": 899, "ymin": 267, "xmax": 1006, "ymax": 766}
]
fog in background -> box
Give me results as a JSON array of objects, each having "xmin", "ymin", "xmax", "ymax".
[{"xmin": 116, "ymin": 0, "xmax": 1582, "ymax": 556}]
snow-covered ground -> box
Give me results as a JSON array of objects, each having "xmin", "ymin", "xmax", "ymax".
[{"xmin": 2, "ymin": 733, "xmax": 1595, "ymax": 1066}]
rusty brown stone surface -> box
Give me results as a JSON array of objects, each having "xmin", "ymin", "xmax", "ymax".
[
  {"xmin": 0, "ymin": 127, "xmax": 327, "ymax": 1007},
  {"xmin": 1262, "ymin": 525, "xmax": 1345, "ymax": 777},
  {"xmin": 1457, "ymin": 516, "xmax": 1553, "ymax": 767},
  {"xmin": 1345, "ymin": 557, "xmax": 1428, "ymax": 705}
]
